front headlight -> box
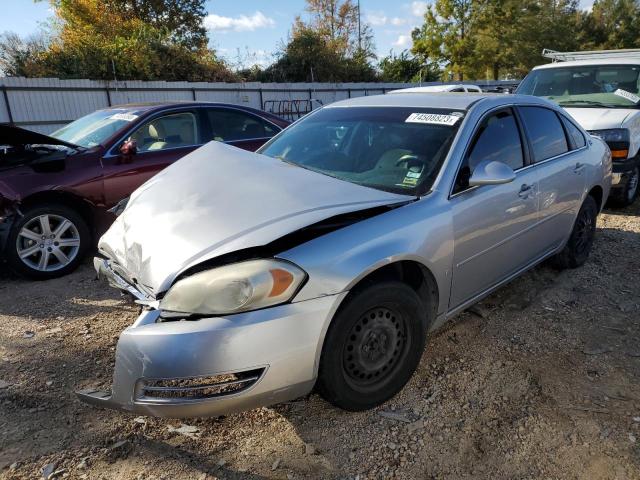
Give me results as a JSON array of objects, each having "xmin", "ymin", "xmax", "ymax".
[
  {"xmin": 160, "ymin": 259, "xmax": 307, "ymax": 315},
  {"xmin": 589, "ymin": 128, "xmax": 630, "ymax": 143}
]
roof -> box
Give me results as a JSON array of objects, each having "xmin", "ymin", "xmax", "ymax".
[
  {"xmin": 389, "ymin": 84, "xmax": 481, "ymax": 93},
  {"xmin": 327, "ymin": 92, "xmax": 502, "ymax": 110},
  {"xmin": 534, "ymin": 57, "xmax": 640, "ymax": 70}
]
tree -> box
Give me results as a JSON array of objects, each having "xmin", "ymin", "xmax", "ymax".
[
  {"xmin": 2, "ymin": 0, "xmax": 235, "ymax": 81},
  {"xmin": 104, "ymin": 0, "xmax": 208, "ymax": 49},
  {"xmin": 577, "ymin": 0, "xmax": 640, "ymax": 50},
  {"xmin": 0, "ymin": 32, "xmax": 50, "ymax": 77},
  {"xmin": 411, "ymin": 0, "xmax": 475, "ymax": 81},
  {"xmin": 379, "ymin": 50, "xmax": 439, "ymax": 83}
]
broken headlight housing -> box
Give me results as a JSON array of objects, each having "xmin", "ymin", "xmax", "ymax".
[{"xmin": 160, "ymin": 259, "xmax": 307, "ymax": 315}]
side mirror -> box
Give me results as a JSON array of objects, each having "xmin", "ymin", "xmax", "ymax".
[
  {"xmin": 469, "ymin": 159, "xmax": 515, "ymax": 186},
  {"xmin": 119, "ymin": 138, "xmax": 137, "ymax": 157}
]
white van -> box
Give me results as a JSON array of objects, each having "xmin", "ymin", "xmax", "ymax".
[{"xmin": 517, "ymin": 49, "xmax": 640, "ymax": 206}]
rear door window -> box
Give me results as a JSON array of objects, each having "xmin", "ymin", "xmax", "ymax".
[
  {"xmin": 519, "ymin": 106, "xmax": 569, "ymax": 161},
  {"xmin": 205, "ymin": 108, "xmax": 278, "ymax": 142}
]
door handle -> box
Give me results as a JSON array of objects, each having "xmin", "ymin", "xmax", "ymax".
[
  {"xmin": 574, "ymin": 162, "xmax": 585, "ymax": 173},
  {"xmin": 518, "ymin": 183, "xmax": 533, "ymax": 198}
]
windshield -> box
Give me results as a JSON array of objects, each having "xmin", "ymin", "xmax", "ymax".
[
  {"xmin": 50, "ymin": 109, "xmax": 143, "ymax": 148},
  {"xmin": 258, "ymin": 106, "xmax": 462, "ymax": 196},
  {"xmin": 518, "ymin": 64, "xmax": 640, "ymax": 109}
]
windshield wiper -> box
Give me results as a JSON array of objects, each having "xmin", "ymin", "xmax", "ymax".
[{"xmin": 557, "ymin": 100, "xmax": 607, "ymax": 107}]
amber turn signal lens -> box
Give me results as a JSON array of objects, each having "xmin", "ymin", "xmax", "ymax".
[
  {"xmin": 269, "ymin": 269, "xmax": 295, "ymax": 297},
  {"xmin": 611, "ymin": 149, "xmax": 628, "ymax": 159}
]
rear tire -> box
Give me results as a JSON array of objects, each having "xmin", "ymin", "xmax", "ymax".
[
  {"xmin": 551, "ymin": 195, "xmax": 597, "ymax": 270},
  {"xmin": 6, "ymin": 204, "xmax": 90, "ymax": 280},
  {"xmin": 316, "ymin": 281, "xmax": 429, "ymax": 411}
]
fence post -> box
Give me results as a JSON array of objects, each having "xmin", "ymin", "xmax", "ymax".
[
  {"xmin": 1, "ymin": 85, "xmax": 14, "ymax": 124},
  {"xmin": 259, "ymin": 88, "xmax": 264, "ymax": 110},
  {"xmin": 105, "ymin": 86, "xmax": 112, "ymax": 106},
  {"xmin": 191, "ymin": 88, "xmax": 197, "ymax": 101}
]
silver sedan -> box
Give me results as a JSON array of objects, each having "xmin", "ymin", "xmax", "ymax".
[{"xmin": 79, "ymin": 93, "xmax": 612, "ymax": 417}]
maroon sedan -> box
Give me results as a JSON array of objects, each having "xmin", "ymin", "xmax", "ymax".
[{"xmin": 0, "ymin": 102, "xmax": 289, "ymax": 279}]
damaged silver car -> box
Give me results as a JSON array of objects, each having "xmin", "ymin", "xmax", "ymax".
[{"xmin": 79, "ymin": 93, "xmax": 611, "ymax": 417}]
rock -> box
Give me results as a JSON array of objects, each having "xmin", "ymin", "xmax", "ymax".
[
  {"xmin": 9, "ymin": 462, "xmax": 18, "ymax": 470},
  {"xmin": 46, "ymin": 381, "xmax": 53, "ymax": 387},
  {"xmin": 387, "ymin": 442, "xmax": 397, "ymax": 450},
  {"xmin": 23, "ymin": 331, "xmax": 35, "ymax": 339},
  {"xmin": 41, "ymin": 463, "xmax": 56, "ymax": 479},
  {"xmin": 272, "ymin": 458, "xmax": 281, "ymax": 470},
  {"xmin": 45, "ymin": 327, "xmax": 63, "ymax": 334},
  {"xmin": 406, "ymin": 420, "xmax": 424, "ymax": 434},
  {"xmin": 197, "ymin": 473, "xmax": 207, "ymax": 480},
  {"xmin": 0, "ymin": 380, "xmax": 10, "ymax": 389},
  {"xmin": 378, "ymin": 410, "xmax": 419, "ymax": 423},
  {"xmin": 629, "ymin": 433, "xmax": 637, "ymax": 443},
  {"xmin": 305, "ymin": 443, "xmax": 316, "ymax": 455},
  {"xmin": 216, "ymin": 459, "xmax": 226, "ymax": 467},
  {"xmin": 633, "ymin": 417, "xmax": 640, "ymax": 423},
  {"xmin": 77, "ymin": 459, "xmax": 88, "ymax": 470},
  {"xmin": 167, "ymin": 424, "xmax": 200, "ymax": 439},
  {"xmin": 133, "ymin": 416, "xmax": 146, "ymax": 424}
]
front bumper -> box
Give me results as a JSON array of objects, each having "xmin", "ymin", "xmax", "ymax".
[
  {"xmin": 611, "ymin": 156, "xmax": 639, "ymax": 187},
  {"xmin": 78, "ymin": 258, "xmax": 346, "ymax": 418}
]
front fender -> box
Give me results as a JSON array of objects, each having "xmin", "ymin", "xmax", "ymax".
[{"xmin": 280, "ymin": 197, "xmax": 454, "ymax": 316}]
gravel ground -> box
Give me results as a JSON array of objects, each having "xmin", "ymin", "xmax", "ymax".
[{"xmin": 1, "ymin": 202, "xmax": 639, "ymax": 480}]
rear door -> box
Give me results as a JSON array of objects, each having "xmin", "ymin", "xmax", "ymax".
[
  {"xmin": 449, "ymin": 108, "xmax": 542, "ymax": 309},
  {"xmin": 517, "ymin": 106, "xmax": 587, "ymax": 251},
  {"xmin": 202, "ymin": 107, "xmax": 280, "ymax": 151},
  {"xmin": 101, "ymin": 109, "xmax": 202, "ymax": 205}
]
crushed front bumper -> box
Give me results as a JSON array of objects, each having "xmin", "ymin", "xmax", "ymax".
[{"xmin": 78, "ymin": 258, "xmax": 346, "ymax": 418}]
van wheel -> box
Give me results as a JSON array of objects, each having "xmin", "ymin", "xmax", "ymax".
[
  {"xmin": 6, "ymin": 204, "xmax": 90, "ymax": 280},
  {"xmin": 551, "ymin": 195, "xmax": 597, "ymax": 270},
  {"xmin": 316, "ymin": 282, "xmax": 428, "ymax": 411},
  {"xmin": 610, "ymin": 166, "xmax": 639, "ymax": 207}
]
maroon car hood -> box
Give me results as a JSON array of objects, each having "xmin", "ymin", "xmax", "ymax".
[{"xmin": 0, "ymin": 124, "xmax": 80, "ymax": 149}]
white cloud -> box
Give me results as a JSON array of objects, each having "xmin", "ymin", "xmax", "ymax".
[
  {"xmin": 410, "ymin": 1, "xmax": 428, "ymax": 17},
  {"xmin": 391, "ymin": 17, "xmax": 408, "ymax": 26},
  {"xmin": 204, "ymin": 11, "xmax": 275, "ymax": 32},
  {"xmin": 393, "ymin": 34, "xmax": 412, "ymax": 48},
  {"xmin": 367, "ymin": 11, "xmax": 388, "ymax": 26}
]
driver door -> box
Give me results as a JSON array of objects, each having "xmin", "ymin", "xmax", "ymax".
[
  {"xmin": 449, "ymin": 108, "xmax": 543, "ymax": 310},
  {"xmin": 101, "ymin": 110, "xmax": 202, "ymax": 206}
]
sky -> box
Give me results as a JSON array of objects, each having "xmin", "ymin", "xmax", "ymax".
[{"xmin": 3, "ymin": 0, "xmax": 596, "ymax": 69}]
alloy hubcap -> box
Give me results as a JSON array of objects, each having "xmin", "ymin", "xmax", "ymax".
[
  {"xmin": 16, "ymin": 214, "xmax": 80, "ymax": 272},
  {"xmin": 343, "ymin": 307, "xmax": 407, "ymax": 386}
]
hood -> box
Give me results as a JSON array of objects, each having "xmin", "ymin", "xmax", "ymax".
[
  {"xmin": 563, "ymin": 107, "xmax": 634, "ymax": 131},
  {"xmin": 0, "ymin": 123, "xmax": 80, "ymax": 149},
  {"xmin": 99, "ymin": 141, "xmax": 410, "ymax": 295}
]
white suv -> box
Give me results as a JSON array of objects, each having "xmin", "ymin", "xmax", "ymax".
[{"xmin": 517, "ymin": 49, "xmax": 640, "ymax": 206}]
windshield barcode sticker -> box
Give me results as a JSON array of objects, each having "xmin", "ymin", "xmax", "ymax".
[
  {"xmin": 111, "ymin": 113, "xmax": 138, "ymax": 122},
  {"xmin": 405, "ymin": 113, "xmax": 461, "ymax": 126},
  {"xmin": 614, "ymin": 89, "xmax": 640, "ymax": 104}
]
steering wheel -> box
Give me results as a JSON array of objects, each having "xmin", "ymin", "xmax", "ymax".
[{"xmin": 395, "ymin": 154, "xmax": 425, "ymax": 168}]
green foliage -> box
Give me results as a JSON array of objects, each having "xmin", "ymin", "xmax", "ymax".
[
  {"xmin": 379, "ymin": 50, "xmax": 440, "ymax": 83},
  {"xmin": 577, "ymin": 0, "xmax": 640, "ymax": 50}
]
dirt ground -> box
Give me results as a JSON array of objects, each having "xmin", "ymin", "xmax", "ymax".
[{"xmin": 0, "ymin": 201, "xmax": 639, "ymax": 480}]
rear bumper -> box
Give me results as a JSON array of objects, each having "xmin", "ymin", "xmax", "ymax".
[{"xmin": 78, "ymin": 259, "xmax": 346, "ymax": 417}]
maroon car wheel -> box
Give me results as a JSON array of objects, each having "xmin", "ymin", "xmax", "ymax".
[{"xmin": 6, "ymin": 204, "xmax": 90, "ymax": 280}]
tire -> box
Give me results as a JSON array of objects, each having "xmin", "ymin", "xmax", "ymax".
[
  {"xmin": 6, "ymin": 204, "xmax": 90, "ymax": 280},
  {"xmin": 609, "ymin": 166, "xmax": 639, "ymax": 207},
  {"xmin": 316, "ymin": 281, "xmax": 429, "ymax": 411},
  {"xmin": 551, "ymin": 195, "xmax": 598, "ymax": 270}
]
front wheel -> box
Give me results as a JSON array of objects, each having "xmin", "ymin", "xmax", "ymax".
[
  {"xmin": 6, "ymin": 204, "xmax": 90, "ymax": 280},
  {"xmin": 551, "ymin": 195, "xmax": 597, "ymax": 270},
  {"xmin": 316, "ymin": 281, "xmax": 429, "ymax": 411}
]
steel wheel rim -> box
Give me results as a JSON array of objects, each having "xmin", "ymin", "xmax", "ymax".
[
  {"xmin": 574, "ymin": 208, "xmax": 594, "ymax": 254},
  {"xmin": 342, "ymin": 306, "xmax": 408, "ymax": 387},
  {"xmin": 627, "ymin": 168, "xmax": 639, "ymax": 201},
  {"xmin": 16, "ymin": 214, "xmax": 81, "ymax": 272}
]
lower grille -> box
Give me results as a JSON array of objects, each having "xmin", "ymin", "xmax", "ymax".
[{"xmin": 139, "ymin": 368, "xmax": 264, "ymax": 401}]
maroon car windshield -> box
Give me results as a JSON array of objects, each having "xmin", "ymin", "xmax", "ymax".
[{"xmin": 51, "ymin": 109, "xmax": 145, "ymax": 148}]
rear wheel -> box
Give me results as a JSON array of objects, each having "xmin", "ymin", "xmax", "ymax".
[
  {"xmin": 316, "ymin": 281, "xmax": 429, "ymax": 411},
  {"xmin": 6, "ymin": 204, "xmax": 90, "ymax": 280},
  {"xmin": 551, "ymin": 195, "xmax": 597, "ymax": 270}
]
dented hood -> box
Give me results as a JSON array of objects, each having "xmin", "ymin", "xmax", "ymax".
[
  {"xmin": 563, "ymin": 107, "xmax": 633, "ymax": 131},
  {"xmin": 99, "ymin": 141, "xmax": 410, "ymax": 295}
]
